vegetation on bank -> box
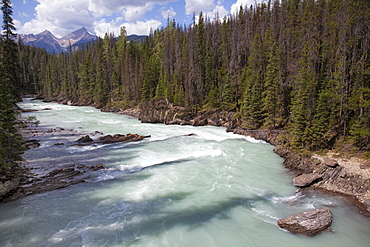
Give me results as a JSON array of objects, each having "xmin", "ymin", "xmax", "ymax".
[
  {"xmin": 0, "ymin": 0, "xmax": 24, "ymax": 174},
  {"xmin": 1, "ymin": 0, "xmax": 369, "ymax": 171}
]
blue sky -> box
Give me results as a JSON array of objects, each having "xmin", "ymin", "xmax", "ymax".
[{"xmin": 12, "ymin": 0, "xmax": 260, "ymax": 37}]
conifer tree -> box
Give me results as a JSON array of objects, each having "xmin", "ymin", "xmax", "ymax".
[
  {"xmin": 1, "ymin": 0, "xmax": 20, "ymax": 102},
  {"xmin": 242, "ymin": 33, "xmax": 264, "ymax": 129},
  {"xmin": 262, "ymin": 34, "xmax": 283, "ymax": 129}
]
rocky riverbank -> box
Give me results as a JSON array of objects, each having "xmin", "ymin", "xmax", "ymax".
[
  {"xmin": 231, "ymin": 128, "xmax": 370, "ymax": 217},
  {"xmin": 0, "ymin": 122, "xmax": 150, "ymax": 202}
]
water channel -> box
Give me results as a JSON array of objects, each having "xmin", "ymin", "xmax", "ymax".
[{"xmin": 0, "ymin": 99, "xmax": 369, "ymax": 247}]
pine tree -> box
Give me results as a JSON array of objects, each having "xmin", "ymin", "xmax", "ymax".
[
  {"xmin": 1, "ymin": 0, "xmax": 20, "ymax": 102},
  {"xmin": 242, "ymin": 33, "xmax": 264, "ymax": 129},
  {"xmin": 262, "ymin": 34, "xmax": 283, "ymax": 129}
]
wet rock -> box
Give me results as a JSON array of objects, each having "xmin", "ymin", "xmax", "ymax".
[
  {"xmin": 21, "ymin": 108, "xmax": 38, "ymax": 112},
  {"xmin": 277, "ymin": 207, "xmax": 332, "ymax": 236},
  {"xmin": 89, "ymin": 163, "xmax": 104, "ymax": 171},
  {"xmin": 3, "ymin": 163, "xmax": 106, "ymax": 202},
  {"xmin": 192, "ymin": 116, "xmax": 208, "ymax": 126},
  {"xmin": 77, "ymin": 135, "xmax": 93, "ymax": 143},
  {"xmin": 183, "ymin": 133, "xmax": 197, "ymax": 136},
  {"xmin": 293, "ymin": 173, "xmax": 322, "ymax": 187},
  {"xmin": 97, "ymin": 133, "xmax": 150, "ymax": 144},
  {"xmin": 23, "ymin": 139, "xmax": 40, "ymax": 149}
]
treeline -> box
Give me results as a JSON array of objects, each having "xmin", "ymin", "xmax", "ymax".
[{"xmin": 20, "ymin": 0, "xmax": 370, "ymax": 153}]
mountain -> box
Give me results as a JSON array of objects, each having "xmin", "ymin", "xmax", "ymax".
[
  {"xmin": 19, "ymin": 27, "xmax": 97, "ymax": 53},
  {"xmin": 19, "ymin": 28, "xmax": 148, "ymax": 54},
  {"xmin": 57, "ymin": 27, "xmax": 97, "ymax": 49}
]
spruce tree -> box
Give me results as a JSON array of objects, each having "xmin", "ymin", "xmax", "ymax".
[{"xmin": 1, "ymin": 0, "xmax": 20, "ymax": 102}]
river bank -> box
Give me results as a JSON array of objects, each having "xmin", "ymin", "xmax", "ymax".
[
  {"xmin": 0, "ymin": 125, "xmax": 106, "ymax": 202},
  {"xmin": 0, "ymin": 120, "xmax": 149, "ymax": 202}
]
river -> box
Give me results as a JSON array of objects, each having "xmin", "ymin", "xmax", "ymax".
[{"xmin": 0, "ymin": 98, "xmax": 369, "ymax": 247}]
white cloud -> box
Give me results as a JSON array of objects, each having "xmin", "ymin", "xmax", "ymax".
[
  {"xmin": 93, "ymin": 18, "xmax": 123, "ymax": 37},
  {"xmin": 122, "ymin": 3, "xmax": 155, "ymax": 22},
  {"xmin": 230, "ymin": 0, "xmax": 265, "ymax": 15},
  {"xmin": 207, "ymin": 5, "xmax": 228, "ymax": 20},
  {"xmin": 185, "ymin": 0, "xmax": 215, "ymax": 15},
  {"xmin": 94, "ymin": 18, "xmax": 161, "ymax": 36},
  {"xmin": 16, "ymin": 0, "xmax": 172, "ymax": 37},
  {"xmin": 18, "ymin": 0, "xmax": 96, "ymax": 37},
  {"xmin": 124, "ymin": 20, "xmax": 162, "ymax": 35},
  {"xmin": 161, "ymin": 7, "xmax": 176, "ymax": 19}
]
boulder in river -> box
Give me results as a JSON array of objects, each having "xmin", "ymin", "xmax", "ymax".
[
  {"xmin": 23, "ymin": 139, "xmax": 40, "ymax": 149},
  {"xmin": 277, "ymin": 207, "xmax": 332, "ymax": 236},
  {"xmin": 77, "ymin": 135, "xmax": 94, "ymax": 143},
  {"xmin": 97, "ymin": 133, "xmax": 150, "ymax": 144}
]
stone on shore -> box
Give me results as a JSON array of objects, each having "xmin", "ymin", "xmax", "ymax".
[
  {"xmin": 0, "ymin": 178, "xmax": 21, "ymax": 200},
  {"xmin": 324, "ymin": 159, "xmax": 339, "ymax": 168},
  {"xmin": 277, "ymin": 207, "xmax": 332, "ymax": 236},
  {"xmin": 293, "ymin": 173, "xmax": 322, "ymax": 187}
]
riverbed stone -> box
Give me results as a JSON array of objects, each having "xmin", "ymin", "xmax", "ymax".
[
  {"xmin": 277, "ymin": 207, "xmax": 332, "ymax": 236},
  {"xmin": 293, "ymin": 173, "xmax": 322, "ymax": 187},
  {"xmin": 23, "ymin": 139, "xmax": 40, "ymax": 149},
  {"xmin": 77, "ymin": 135, "xmax": 93, "ymax": 143},
  {"xmin": 98, "ymin": 133, "xmax": 150, "ymax": 144}
]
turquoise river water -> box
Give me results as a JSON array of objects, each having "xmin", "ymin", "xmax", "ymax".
[{"xmin": 0, "ymin": 98, "xmax": 369, "ymax": 247}]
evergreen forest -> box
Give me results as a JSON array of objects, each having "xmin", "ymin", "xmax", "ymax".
[{"xmin": 1, "ymin": 0, "xmax": 370, "ymax": 173}]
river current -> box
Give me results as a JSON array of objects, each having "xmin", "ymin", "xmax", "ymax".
[{"xmin": 0, "ymin": 99, "xmax": 369, "ymax": 247}]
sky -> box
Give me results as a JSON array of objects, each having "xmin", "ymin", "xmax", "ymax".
[{"xmin": 12, "ymin": 0, "xmax": 262, "ymax": 37}]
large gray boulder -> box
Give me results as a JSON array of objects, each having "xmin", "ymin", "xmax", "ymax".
[
  {"xmin": 277, "ymin": 207, "xmax": 332, "ymax": 236},
  {"xmin": 293, "ymin": 173, "xmax": 322, "ymax": 187}
]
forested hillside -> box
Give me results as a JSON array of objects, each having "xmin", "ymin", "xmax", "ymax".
[{"xmin": 19, "ymin": 0, "xmax": 370, "ymax": 154}]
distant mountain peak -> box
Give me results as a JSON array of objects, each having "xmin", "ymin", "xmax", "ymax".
[
  {"xmin": 19, "ymin": 28, "xmax": 97, "ymax": 53},
  {"xmin": 59, "ymin": 27, "xmax": 96, "ymax": 48},
  {"xmin": 18, "ymin": 28, "xmax": 147, "ymax": 53},
  {"xmin": 38, "ymin": 30, "xmax": 56, "ymax": 38}
]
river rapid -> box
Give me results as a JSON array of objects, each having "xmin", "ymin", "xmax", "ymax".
[{"xmin": 0, "ymin": 98, "xmax": 369, "ymax": 247}]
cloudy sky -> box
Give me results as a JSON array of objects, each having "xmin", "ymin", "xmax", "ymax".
[{"xmin": 13, "ymin": 0, "xmax": 261, "ymax": 37}]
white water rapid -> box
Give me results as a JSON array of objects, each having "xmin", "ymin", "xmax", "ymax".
[{"xmin": 0, "ymin": 99, "xmax": 369, "ymax": 247}]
